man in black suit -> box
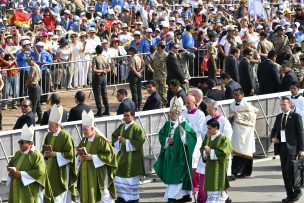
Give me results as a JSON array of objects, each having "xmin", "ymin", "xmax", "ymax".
[
  {"xmin": 67, "ymin": 91, "xmax": 91, "ymax": 121},
  {"xmin": 220, "ymin": 73, "xmax": 242, "ymax": 99},
  {"xmin": 116, "ymin": 89, "xmax": 136, "ymax": 115},
  {"xmin": 40, "ymin": 93, "xmax": 68, "ymax": 125},
  {"xmin": 13, "ymin": 99, "xmax": 35, "ymax": 130},
  {"xmin": 166, "ymin": 79, "xmax": 186, "ymax": 107},
  {"xmin": 238, "ymin": 48, "xmax": 256, "ymax": 96},
  {"xmin": 166, "ymin": 43, "xmax": 189, "ymax": 87},
  {"xmin": 205, "ymin": 79, "xmax": 224, "ymax": 101},
  {"xmin": 280, "ymin": 61, "xmax": 299, "ymax": 92},
  {"xmin": 224, "ymin": 47, "xmax": 240, "ymax": 83},
  {"xmin": 143, "ymin": 80, "xmax": 161, "ymax": 111},
  {"xmin": 257, "ymin": 50, "xmax": 281, "ymax": 94},
  {"xmin": 271, "ymin": 97, "xmax": 304, "ymax": 203}
]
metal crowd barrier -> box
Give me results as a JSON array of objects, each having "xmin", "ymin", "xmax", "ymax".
[
  {"xmin": 0, "ymin": 91, "xmax": 290, "ymax": 181},
  {"xmin": 0, "ymin": 50, "xmax": 207, "ymax": 102}
]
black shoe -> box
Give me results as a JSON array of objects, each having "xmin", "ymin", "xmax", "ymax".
[
  {"xmin": 282, "ymin": 197, "xmax": 294, "ymax": 203},
  {"xmin": 95, "ymin": 112, "xmax": 102, "ymax": 117},
  {"xmin": 176, "ymin": 194, "xmax": 192, "ymax": 202},
  {"xmin": 167, "ymin": 198, "xmax": 176, "ymax": 203},
  {"xmin": 293, "ymin": 190, "xmax": 302, "ymax": 201},
  {"xmin": 228, "ymin": 175, "xmax": 236, "ymax": 181},
  {"xmin": 226, "ymin": 197, "xmax": 232, "ymax": 203},
  {"xmin": 237, "ymin": 174, "xmax": 246, "ymax": 178},
  {"xmin": 115, "ymin": 197, "xmax": 125, "ymax": 203},
  {"xmin": 101, "ymin": 111, "xmax": 110, "ymax": 116}
]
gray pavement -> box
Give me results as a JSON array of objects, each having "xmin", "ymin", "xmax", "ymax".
[
  {"xmin": 1, "ymin": 158, "xmax": 304, "ymax": 203},
  {"xmin": 139, "ymin": 158, "xmax": 304, "ymax": 203}
]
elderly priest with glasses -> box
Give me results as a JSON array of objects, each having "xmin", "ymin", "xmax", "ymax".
[
  {"xmin": 76, "ymin": 110, "xmax": 117, "ymax": 203},
  {"xmin": 7, "ymin": 124, "xmax": 53, "ymax": 203}
]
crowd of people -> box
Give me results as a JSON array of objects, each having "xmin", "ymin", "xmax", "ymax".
[
  {"xmin": 3, "ymin": 0, "xmax": 304, "ymax": 203},
  {"xmin": 0, "ymin": 0, "xmax": 304, "ymax": 127}
]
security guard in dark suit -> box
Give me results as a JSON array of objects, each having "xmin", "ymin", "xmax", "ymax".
[
  {"xmin": 92, "ymin": 45, "xmax": 111, "ymax": 117},
  {"xmin": 26, "ymin": 55, "xmax": 42, "ymax": 124},
  {"xmin": 271, "ymin": 97, "xmax": 304, "ymax": 203}
]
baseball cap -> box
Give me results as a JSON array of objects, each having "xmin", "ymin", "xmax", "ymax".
[
  {"xmin": 22, "ymin": 40, "xmax": 31, "ymax": 46},
  {"xmin": 146, "ymin": 28, "xmax": 153, "ymax": 33}
]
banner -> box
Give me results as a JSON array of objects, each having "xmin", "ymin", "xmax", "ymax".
[{"xmin": 10, "ymin": 11, "xmax": 31, "ymax": 27}]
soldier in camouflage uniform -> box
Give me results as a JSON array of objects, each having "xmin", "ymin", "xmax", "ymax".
[
  {"xmin": 299, "ymin": 54, "xmax": 304, "ymax": 87},
  {"xmin": 152, "ymin": 41, "xmax": 168, "ymax": 107},
  {"xmin": 178, "ymin": 48, "xmax": 195, "ymax": 94}
]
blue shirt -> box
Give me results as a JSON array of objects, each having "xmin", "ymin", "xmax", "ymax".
[
  {"xmin": 34, "ymin": 50, "xmax": 53, "ymax": 71},
  {"xmin": 138, "ymin": 37, "xmax": 157, "ymax": 53},
  {"xmin": 16, "ymin": 49, "xmax": 35, "ymax": 72},
  {"xmin": 60, "ymin": 18, "xmax": 73, "ymax": 31},
  {"xmin": 51, "ymin": 6, "xmax": 60, "ymax": 15},
  {"xmin": 112, "ymin": 0, "xmax": 125, "ymax": 8},
  {"xmin": 181, "ymin": 32, "xmax": 194, "ymax": 49},
  {"xmin": 95, "ymin": 2, "xmax": 109, "ymax": 16},
  {"xmin": 129, "ymin": 40, "xmax": 141, "ymax": 51},
  {"xmin": 70, "ymin": 22, "xmax": 79, "ymax": 32}
]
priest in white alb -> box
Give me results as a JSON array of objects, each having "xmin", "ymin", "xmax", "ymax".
[
  {"xmin": 230, "ymin": 89, "xmax": 258, "ymax": 178},
  {"xmin": 181, "ymin": 95, "xmax": 205, "ymax": 196}
]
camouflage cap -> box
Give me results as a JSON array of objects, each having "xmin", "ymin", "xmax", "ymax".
[{"xmin": 158, "ymin": 41, "xmax": 166, "ymax": 46}]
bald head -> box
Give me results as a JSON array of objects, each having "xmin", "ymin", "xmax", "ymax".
[
  {"xmin": 185, "ymin": 95, "xmax": 196, "ymax": 110},
  {"xmin": 191, "ymin": 88, "xmax": 203, "ymax": 104}
]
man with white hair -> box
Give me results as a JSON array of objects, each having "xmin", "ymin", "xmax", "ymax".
[
  {"xmin": 7, "ymin": 124, "xmax": 53, "ymax": 202},
  {"xmin": 181, "ymin": 95, "xmax": 205, "ymax": 197},
  {"xmin": 42, "ymin": 105, "xmax": 77, "ymax": 203},
  {"xmin": 196, "ymin": 99, "xmax": 233, "ymax": 203},
  {"xmin": 191, "ymin": 88, "xmax": 207, "ymax": 115},
  {"xmin": 76, "ymin": 110, "xmax": 117, "ymax": 203}
]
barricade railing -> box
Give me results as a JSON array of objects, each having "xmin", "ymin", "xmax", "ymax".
[
  {"xmin": 0, "ymin": 51, "xmax": 206, "ymax": 103},
  {"xmin": 0, "ymin": 90, "xmax": 291, "ymax": 181}
]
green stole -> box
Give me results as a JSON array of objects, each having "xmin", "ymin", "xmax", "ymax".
[
  {"xmin": 80, "ymin": 141, "xmax": 92, "ymax": 202},
  {"xmin": 12, "ymin": 154, "xmax": 26, "ymax": 203},
  {"xmin": 154, "ymin": 120, "xmax": 197, "ymax": 190},
  {"xmin": 111, "ymin": 123, "xmax": 145, "ymax": 178},
  {"xmin": 203, "ymin": 134, "xmax": 232, "ymax": 192}
]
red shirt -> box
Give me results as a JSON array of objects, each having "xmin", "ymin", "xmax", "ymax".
[{"xmin": 42, "ymin": 15, "xmax": 56, "ymax": 32}]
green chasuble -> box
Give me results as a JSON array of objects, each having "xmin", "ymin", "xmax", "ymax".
[
  {"xmin": 203, "ymin": 134, "xmax": 232, "ymax": 192},
  {"xmin": 112, "ymin": 122, "xmax": 145, "ymax": 177},
  {"xmin": 154, "ymin": 120, "xmax": 197, "ymax": 191},
  {"xmin": 77, "ymin": 132, "xmax": 118, "ymax": 203},
  {"xmin": 42, "ymin": 129, "xmax": 77, "ymax": 200},
  {"xmin": 8, "ymin": 150, "xmax": 53, "ymax": 203}
]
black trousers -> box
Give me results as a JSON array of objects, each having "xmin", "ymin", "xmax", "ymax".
[
  {"xmin": 19, "ymin": 70, "xmax": 28, "ymax": 97},
  {"xmin": 29, "ymin": 84, "xmax": 42, "ymax": 115},
  {"xmin": 232, "ymin": 155, "xmax": 253, "ymax": 176},
  {"xmin": 92, "ymin": 75, "xmax": 109, "ymax": 111},
  {"xmin": 41, "ymin": 69, "xmax": 51, "ymax": 103},
  {"xmin": 128, "ymin": 74, "xmax": 142, "ymax": 111},
  {"xmin": 279, "ymin": 143, "xmax": 301, "ymax": 199}
]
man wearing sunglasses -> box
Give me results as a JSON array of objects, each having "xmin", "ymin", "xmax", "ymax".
[
  {"xmin": 13, "ymin": 99, "xmax": 35, "ymax": 130},
  {"xmin": 7, "ymin": 124, "xmax": 53, "ymax": 202}
]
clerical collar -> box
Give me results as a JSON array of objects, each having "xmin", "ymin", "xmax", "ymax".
[
  {"xmin": 211, "ymin": 131, "xmax": 221, "ymax": 140},
  {"xmin": 87, "ymin": 134, "xmax": 95, "ymax": 142},
  {"xmin": 235, "ymin": 101, "xmax": 242, "ymax": 106},
  {"xmin": 21, "ymin": 148, "xmax": 30, "ymax": 154},
  {"xmin": 291, "ymin": 94, "xmax": 300, "ymax": 99},
  {"xmin": 125, "ymin": 121, "xmax": 134, "ymax": 130},
  {"xmin": 213, "ymin": 113, "xmax": 222, "ymax": 120},
  {"xmin": 188, "ymin": 107, "xmax": 198, "ymax": 114},
  {"xmin": 52, "ymin": 129, "xmax": 61, "ymax": 137}
]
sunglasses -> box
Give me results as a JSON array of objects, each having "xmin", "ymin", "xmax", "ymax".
[
  {"xmin": 22, "ymin": 104, "xmax": 30, "ymax": 108},
  {"xmin": 71, "ymin": 35, "xmax": 77, "ymax": 38},
  {"xmin": 18, "ymin": 140, "xmax": 29, "ymax": 144},
  {"xmin": 173, "ymin": 47, "xmax": 179, "ymax": 49}
]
